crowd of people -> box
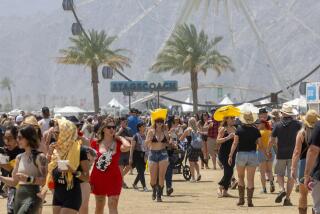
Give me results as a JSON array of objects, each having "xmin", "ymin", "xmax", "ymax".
[{"xmin": 0, "ymin": 104, "xmax": 319, "ymax": 214}]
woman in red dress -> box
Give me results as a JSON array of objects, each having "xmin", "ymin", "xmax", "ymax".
[{"xmin": 90, "ymin": 117, "xmax": 131, "ymax": 214}]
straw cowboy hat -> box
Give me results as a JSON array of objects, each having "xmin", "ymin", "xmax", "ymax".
[
  {"xmin": 270, "ymin": 109, "xmax": 280, "ymax": 119},
  {"xmin": 280, "ymin": 103, "xmax": 297, "ymax": 116},
  {"xmin": 302, "ymin": 110, "xmax": 320, "ymax": 128},
  {"xmin": 239, "ymin": 111, "xmax": 258, "ymax": 125},
  {"xmin": 213, "ymin": 105, "xmax": 240, "ymax": 122}
]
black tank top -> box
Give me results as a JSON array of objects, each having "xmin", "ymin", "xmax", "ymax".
[
  {"xmin": 300, "ymin": 136, "xmax": 309, "ymax": 160},
  {"xmin": 218, "ymin": 130, "xmax": 234, "ymax": 158}
]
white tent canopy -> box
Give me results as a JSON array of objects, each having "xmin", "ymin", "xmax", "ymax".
[
  {"xmin": 237, "ymin": 103, "xmax": 259, "ymax": 113},
  {"xmin": 107, "ymin": 98, "xmax": 125, "ymax": 110},
  {"xmin": 182, "ymin": 97, "xmax": 193, "ymax": 112},
  {"xmin": 219, "ymin": 96, "xmax": 233, "ymax": 105},
  {"xmin": 54, "ymin": 106, "xmax": 87, "ymax": 117},
  {"xmin": 284, "ymin": 96, "xmax": 307, "ymax": 108}
]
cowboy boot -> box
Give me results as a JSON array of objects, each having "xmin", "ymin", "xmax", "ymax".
[
  {"xmin": 157, "ymin": 186, "xmax": 164, "ymax": 202},
  {"xmin": 237, "ymin": 186, "xmax": 245, "ymax": 206},
  {"xmin": 247, "ymin": 188, "xmax": 254, "ymax": 207},
  {"xmin": 298, "ymin": 208, "xmax": 307, "ymax": 214},
  {"xmin": 151, "ymin": 185, "xmax": 157, "ymax": 201}
]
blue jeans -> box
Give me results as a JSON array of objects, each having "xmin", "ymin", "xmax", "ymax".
[{"xmin": 165, "ymin": 161, "xmax": 174, "ymax": 189}]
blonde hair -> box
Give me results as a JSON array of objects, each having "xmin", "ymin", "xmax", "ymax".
[{"xmin": 188, "ymin": 117, "xmax": 197, "ymax": 132}]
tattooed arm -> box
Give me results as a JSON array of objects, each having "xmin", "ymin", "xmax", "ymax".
[{"xmin": 35, "ymin": 153, "xmax": 48, "ymax": 186}]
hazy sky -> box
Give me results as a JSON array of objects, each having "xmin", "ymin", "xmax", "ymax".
[{"xmin": 1, "ymin": 0, "xmax": 62, "ymax": 17}]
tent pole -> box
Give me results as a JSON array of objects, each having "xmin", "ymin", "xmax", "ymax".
[{"xmin": 157, "ymin": 90, "xmax": 160, "ymax": 108}]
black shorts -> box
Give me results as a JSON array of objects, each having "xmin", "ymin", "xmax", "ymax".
[
  {"xmin": 201, "ymin": 135, "xmax": 208, "ymax": 142},
  {"xmin": 119, "ymin": 152, "xmax": 130, "ymax": 166},
  {"xmin": 53, "ymin": 183, "xmax": 82, "ymax": 211},
  {"xmin": 189, "ymin": 148, "xmax": 202, "ymax": 162}
]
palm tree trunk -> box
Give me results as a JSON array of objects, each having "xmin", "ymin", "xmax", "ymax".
[
  {"xmin": 190, "ymin": 69, "xmax": 198, "ymax": 113},
  {"xmin": 91, "ymin": 64, "xmax": 100, "ymax": 113}
]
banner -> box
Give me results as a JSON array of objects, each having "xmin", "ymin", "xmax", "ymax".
[
  {"xmin": 306, "ymin": 82, "xmax": 320, "ymax": 104},
  {"xmin": 111, "ymin": 81, "xmax": 178, "ymax": 93}
]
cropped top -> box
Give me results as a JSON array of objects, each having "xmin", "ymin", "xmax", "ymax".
[{"xmin": 152, "ymin": 135, "xmax": 168, "ymax": 144}]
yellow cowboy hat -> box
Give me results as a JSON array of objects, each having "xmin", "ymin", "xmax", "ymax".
[
  {"xmin": 150, "ymin": 108, "xmax": 168, "ymax": 126},
  {"xmin": 213, "ymin": 105, "xmax": 240, "ymax": 122}
]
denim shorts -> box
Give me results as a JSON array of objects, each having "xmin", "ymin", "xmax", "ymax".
[
  {"xmin": 235, "ymin": 151, "xmax": 259, "ymax": 167},
  {"xmin": 257, "ymin": 149, "xmax": 275, "ymax": 163},
  {"xmin": 148, "ymin": 149, "xmax": 169, "ymax": 163},
  {"xmin": 298, "ymin": 159, "xmax": 306, "ymax": 182}
]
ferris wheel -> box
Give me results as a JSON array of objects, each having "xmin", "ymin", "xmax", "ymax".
[{"xmin": 61, "ymin": 0, "xmax": 320, "ymax": 107}]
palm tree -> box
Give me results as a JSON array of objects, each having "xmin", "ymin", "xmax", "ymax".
[
  {"xmin": 0, "ymin": 77, "xmax": 14, "ymax": 110},
  {"xmin": 151, "ymin": 24, "xmax": 233, "ymax": 113},
  {"xmin": 57, "ymin": 29, "xmax": 130, "ymax": 113}
]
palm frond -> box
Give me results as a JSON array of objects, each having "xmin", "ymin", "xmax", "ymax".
[
  {"xmin": 151, "ymin": 23, "xmax": 233, "ymax": 76},
  {"xmin": 57, "ymin": 29, "xmax": 131, "ymax": 71}
]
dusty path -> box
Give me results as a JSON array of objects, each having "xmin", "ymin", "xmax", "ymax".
[{"xmin": 1, "ymin": 169, "xmax": 312, "ymax": 214}]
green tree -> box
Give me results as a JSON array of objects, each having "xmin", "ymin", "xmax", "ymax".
[
  {"xmin": 57, "ymin": 30, "xmax": 130, "ymax": 113},
  {"xmin": 151, "ymin": 24, "xmax": 233, "ymax": 113},
  {"xmin": 0, "ymin": 77, "xmax": 14, "ymax": 110}
]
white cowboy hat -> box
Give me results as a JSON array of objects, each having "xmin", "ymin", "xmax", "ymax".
[
  {"xmin": 280, "ymin": 103, "xmax": 297, "ymax": 116},
  {"xmin": 239, "ymin": 111, "xmax": 258, "ymax": 125}
]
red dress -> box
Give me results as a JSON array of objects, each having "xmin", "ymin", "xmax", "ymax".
[{"xmin": 90, "ymin": 139, "xmax": 122, "ymax": 196}]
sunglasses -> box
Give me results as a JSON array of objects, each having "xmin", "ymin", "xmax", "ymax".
[
  {"xmin": 106, "ymin": 126, "xmax": 116, "ymax": 130},
  {"xmin": 155, "ymin": 120, "xmax": 164, "ymax": 124}
]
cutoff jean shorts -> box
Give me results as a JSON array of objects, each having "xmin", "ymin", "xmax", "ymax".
[
  {"xmin": 148, "ymin": 149, "xmax": 168, "ymax": 163},
  {"xmin": 298, "ymin": 159, "xmax": 306, "ymax": 182},
  {"xmin": 235, "ymin": 151, "xmax": 259, "ymax": 167},
  {"xmin": 257, "ymin": 149, "xmax": 275, "ymax": 163}
]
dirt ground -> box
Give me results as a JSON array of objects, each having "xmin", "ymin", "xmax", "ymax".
[{"xmin": 0, "ymin": 168, "xmax": 313, "ymax": 214}]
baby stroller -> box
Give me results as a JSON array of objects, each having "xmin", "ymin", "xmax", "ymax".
[{"xmin": 171, "ymin": 141, "xmax": 192, "ymax": 181}]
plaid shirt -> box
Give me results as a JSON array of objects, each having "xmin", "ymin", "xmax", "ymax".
[{"xmin": 207, "ymin": 120, "xmax": 219, "ymax": 139}]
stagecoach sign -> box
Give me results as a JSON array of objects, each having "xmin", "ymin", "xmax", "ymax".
[{"xmin": 111, "ymin": 81, "xmax": 178, "ymax": 93}]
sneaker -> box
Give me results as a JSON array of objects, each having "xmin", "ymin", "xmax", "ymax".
[
  {"xmin": 275, "ymin": 191, "xmax": 286, "ymax": 203},
  {"xmin": 196, "ymin": 175, "xmax": 202, "ymax": 182},
  {"xmin": 270, "ymin": 182, "xmax": 275, "ymax": 193},
  {"xmin": 132, "ymin": 184, "xmax": 138, "ymax": 190},
  {"xmin": 231, "ymin": 181, "xmax": 238, "ymax": 190},
  {"xmin": 122, "ymin": 182, "xmax": 129, "ymax": 189},
  {"xmin": 190, "ymin": 179, "xmax": 196, "ymax": 183},
  {"xmin": 283, "ymin": 198, "xmax": 293, "ymax": 206},
  {"xmin": 261, "ymin": 188, "xmax": 267, "ymax": 194},
  {"xmin": 143, "ymin": 187, "xmax": 149, "ymax": 192},
  {"xmin": 166, "ymin": 188, "xmax": 173, "ymax": 196}
]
